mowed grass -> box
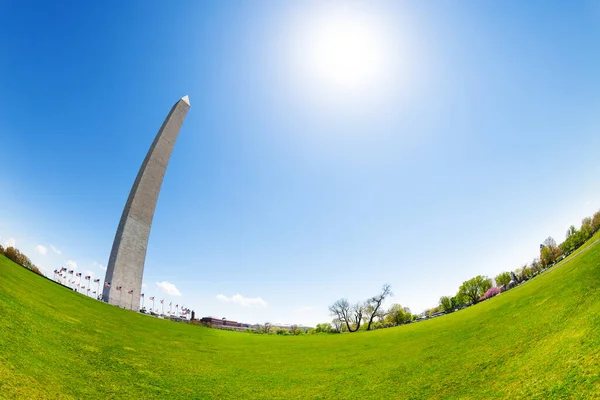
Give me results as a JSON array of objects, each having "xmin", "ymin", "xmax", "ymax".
[{"xmin": 1, "ymin": 237, "xmax": 600, "ymax": 399}]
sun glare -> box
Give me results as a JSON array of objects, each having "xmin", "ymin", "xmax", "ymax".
[{"xmin": 291, "ymin": 7, "xmax": 393, "ymax": 97}]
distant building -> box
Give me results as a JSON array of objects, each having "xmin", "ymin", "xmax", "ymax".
[{"xmin": 200, "ymin": 317, "xmax": 248, "ymax": 328}]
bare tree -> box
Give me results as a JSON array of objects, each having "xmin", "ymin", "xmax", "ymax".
[
  {"xmin": 364, "ymin": 284, "xmax": 393, "ymax": 330},
  {"xmin": 350, "ymin": 302, "xmax": 364, "ymax": 331},
  {"xmin": 329, "ymin": 299, "xmax": 364, "ymax": 332},
  {"xmin": 332, "ymin": 318, "xmax": 342, "ymax": 333},
  {"xmin": 256, "ymin": 322, "xmax": 272, "ymax": 334},
  {"xmin": 543, "ymin": 237, "xmax": 557, "ymax": 248},
  {"xmin": 329, "ymin": 299, "xmax": 351, "ymax": 329}
]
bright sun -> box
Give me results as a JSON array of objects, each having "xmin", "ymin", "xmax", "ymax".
[{"xmin": 291, "ymin": 7, "xmax": 393, "ymax": 96}]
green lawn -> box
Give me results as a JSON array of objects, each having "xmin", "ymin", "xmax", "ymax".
[{"xmin": 1, "ymin": 236, "xmax": 600, "ymax": 399}]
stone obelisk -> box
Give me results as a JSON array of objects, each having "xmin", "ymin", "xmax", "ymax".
[{"xmin": 103, "ymin": 95, "xmax": 190, "ymax": 308}]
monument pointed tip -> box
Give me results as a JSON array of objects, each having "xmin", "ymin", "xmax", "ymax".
[{"xmin": 181, "ymin": 95, "xmax": 190, "ymax": 106}]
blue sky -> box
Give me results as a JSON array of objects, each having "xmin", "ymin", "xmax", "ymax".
[{"xmin": 1, "ymin": 1, "xmax": 600, "ymax": 326}]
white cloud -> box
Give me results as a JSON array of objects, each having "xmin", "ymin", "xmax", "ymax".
[
  {"xmin": 5, "ymin": 238, "xmax": 16, "ymax": 248},
  {"xmin": 35, "ymin": 245, "xmax": 48, "ymax": 256},
  {"xmin": 216, "ymin": 293, "xmax": 268, "ymax": 308},
  {"xmin": 156, "ymin": 281, "xmax": 182, "ymax": 296},
  {"xmin": 93, "ymin": 261, "xmax": 106, "ymax": 271},
  {"xmin": 66, "ymin": 260, "xmax": 77, "ymax": 270},
  {"xmin": 50, "ymin": 245, "xmax": 61, "ymax": 255},
  {"xmin": 295, "ymin": 306, "xmax": 314, "ymax": 312}
]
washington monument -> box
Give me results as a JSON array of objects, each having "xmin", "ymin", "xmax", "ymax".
[{"xmin": 103, "ymin": 95, "xmax": 190, "ymax": 308}]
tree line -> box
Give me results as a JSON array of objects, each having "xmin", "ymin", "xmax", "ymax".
[
  {"xmin": 433, "ymin": 209, "xmax": 600, "ymax": 315},
  {"xmin": 0, "ymin": 245, "xmax": 44, "ymax": 276},
  {"xmin": 325, "ymin": 209, "xmax": 600, "ymax": 328},
  {"xmin": 240, "ymin": 285, "xmax": 413, "ymax": 336},
  {"xmin": 326, "ymin": 284, "xmax": 416, "ymax": 333}
]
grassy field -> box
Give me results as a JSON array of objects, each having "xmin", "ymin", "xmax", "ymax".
[{"xmin": 1, "ymin": 236, "xmax": 600, "ymax": 399}]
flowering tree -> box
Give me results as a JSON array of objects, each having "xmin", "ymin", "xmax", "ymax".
[{"xmin": 480, "ymin": 287, "xmax": 501, "ymax": 301}]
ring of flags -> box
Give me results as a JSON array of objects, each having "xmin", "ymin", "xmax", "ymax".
[{"xmin": 52, "ymin": 274, "xmax": 190, "ymax": 317}]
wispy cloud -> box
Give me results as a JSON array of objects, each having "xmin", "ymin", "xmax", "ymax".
[
  {"xmin": 35, "ymin": 245, "xmax": 48, "ymax": 255},
  {"xmin": 66, "ymin": 260, "xmax": 77, "ymax": 270},
  {"xmin": 216, "ymin": 294, "xmax": 268, "ymax": 308},
  {"xmin": 50, "ymin": 245, "xmax": 61, "ymax": 255},
  {"xmin": 93, "ymin": 261, "xmax": 106, "ymax": 271},
  {"xmin": 4, "ymin": 238, "xmax": 15, "ymax": 248},
  {"xmin": 156, "ymin": 281, "xmax": 182, "ymax": 296}
]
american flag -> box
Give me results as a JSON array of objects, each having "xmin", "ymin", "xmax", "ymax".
[
  {"xmin": 85, "ymin": 276, "xmax": 91, "ymax": 280},
  {"xmin": 68, "ymin": 270, "xmax": 74, "ymax": 275},
  {"xmin": 92, "ymin": 291, "xmax": 96, "ymax": 294},
  {"xmin": 104, "ymin": 282, "xmax": 111, "ymax": 287},
  {"xmin": 139, "ymin": 293, "xmax": 144, "ymax": 298},
  {"xmin": 160, "ymin": 299, "xmax": 164, "ymax": 304},
  {"xmin": 116, "ymin": 286, "xmax": 122, "ymax": 291},
  {"xmin": 128, "ymin": 290, "xmax": 133, "ymax": 294},
  {"xmin": 93, "ymin": 278, "xmax": 100, "ymax": 283},
  {"xmin": 60, "ymin": 267, "xmax": 67, "ymax": 272},
  {"xmin": 169, "ymin": 302, "xmax": 172, "ymax": 306},
  {"xmin": 76, "ymin": 272, "xmax": 82, "ymax": 277},
  {"xmin": 149, "ymin": 296, "xmax": 155, "ymax": 301}
]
